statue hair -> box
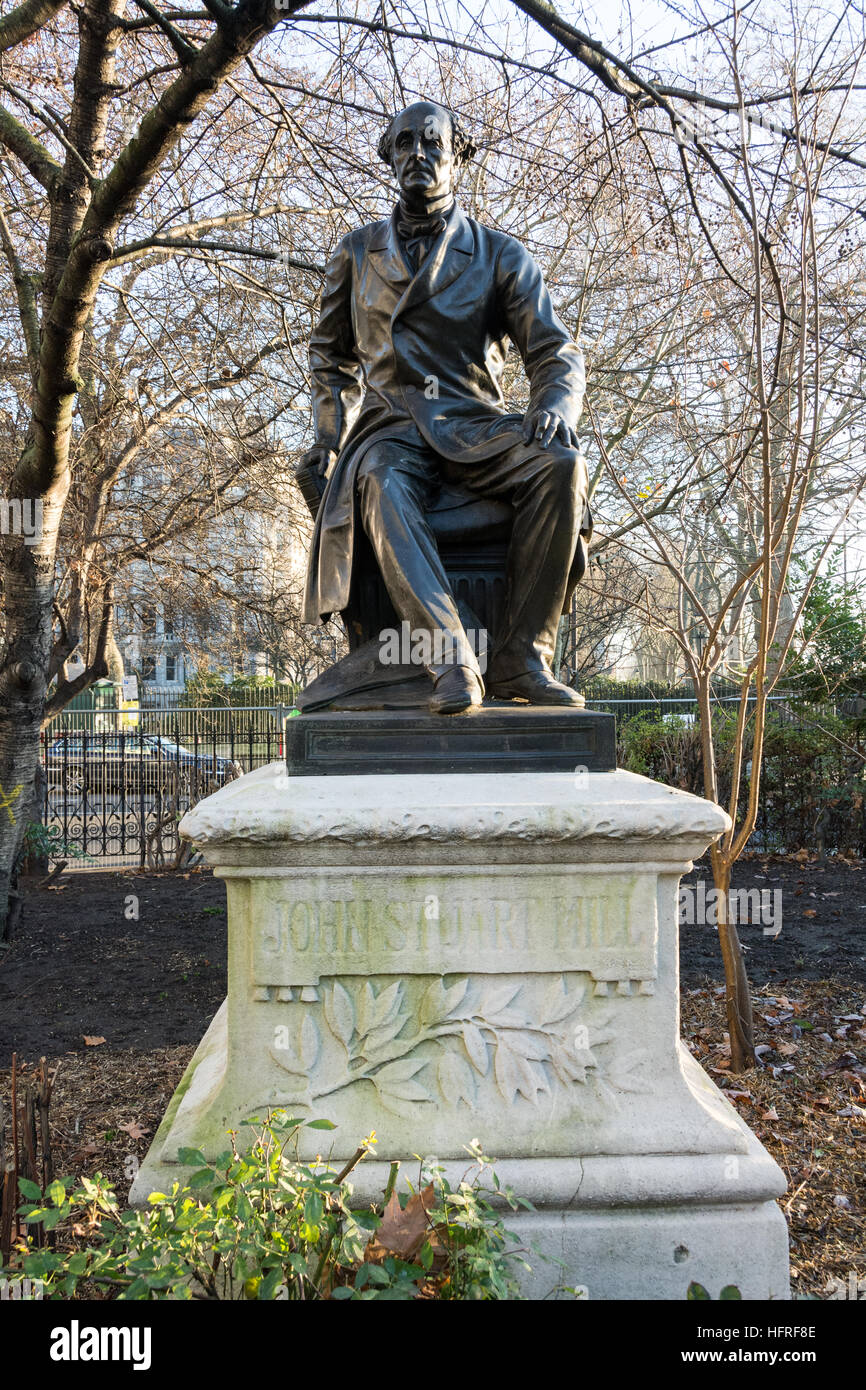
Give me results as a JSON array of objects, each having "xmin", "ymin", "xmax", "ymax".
[{"xmin": 376, "ymin": 104, "xmax": 477, "ymax": 169}]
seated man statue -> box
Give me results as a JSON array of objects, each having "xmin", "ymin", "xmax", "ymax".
[{"xmin": 300, "ymin": 99, "xmax": 591, "ymax": 715}]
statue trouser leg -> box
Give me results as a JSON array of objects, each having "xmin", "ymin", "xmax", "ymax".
[
  {"xmin": 455, "ymin": 440, "xmax": 588, "ymax": 682},
  {"xmin": 357, "ymin": 442, "xmax": 482, "ymax": 682}
]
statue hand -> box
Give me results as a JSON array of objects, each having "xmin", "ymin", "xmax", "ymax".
[
  {"xmin": 302, "ymin": 445, "xmax": 338, "ymax": 478},
  {"xmin": 522, "ymin": 409, "xmax": 579, "ymax": 450}
]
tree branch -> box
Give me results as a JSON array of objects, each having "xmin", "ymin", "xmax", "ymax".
[
  {"xmin": 109, "ymin": 234, "xmax": 324, "ymax": 272},
  {"xmin": 16, "ymin": 0, "xmax": 316, "ymax": 499},
  {"xmin": 130, "ymin": 0, "xmax": 198, "ymax": 64},
  {"xmin": 0, "ymin": 102, "xmax": 61, "ymax": 188},
  {"xmin": 1, "ymin": 81, "xmax": 99, "ymax": 184},
  {"xmin": 0, "ymin": 0, "xmax": 67, "ymax": 53},
  {"xmin": 43, "ymin": 584, "xmax": 114, "ymax": 723},
  {"xmin": 508, "ymin": 0, "xmax": 647, "ymax": 102},
  {"xmin": 0, "ymin": 204, "xmax": 40, "ymax": 375}
]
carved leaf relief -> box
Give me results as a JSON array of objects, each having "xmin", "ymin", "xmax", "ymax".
[{"xmin": 269, "ymin": 974, "xmax": 649, "ymax": 1109}]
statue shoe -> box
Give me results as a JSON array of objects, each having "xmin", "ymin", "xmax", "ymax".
[
  {"xmin": 488, "ymin": 670, "xmax": 585, "ymax": 707},
  {"xmin": 429, "ymin": 665, "xmax": 484, "ymax": 715}
]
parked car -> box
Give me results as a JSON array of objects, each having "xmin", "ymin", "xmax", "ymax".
[{"xmin": 45, "ymin": 732, "xmax": 231, "ymax": 795}]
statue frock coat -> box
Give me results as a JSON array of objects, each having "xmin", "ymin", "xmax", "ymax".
[{"xmin": 301, "ymin": 201, "xmax": 588, "ymax": 626}]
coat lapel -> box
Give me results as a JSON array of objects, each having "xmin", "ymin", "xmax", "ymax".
[
  {"xmin": 367, "ymin": 205, "xmax": 475, "ymax": 318},
  {"xmin": 394, "ymin": 204, "xmax": 474, "ymax": 318},
  {"xmin": 367, "ymin": 213, "xmax": 412, "ymax": 295}
]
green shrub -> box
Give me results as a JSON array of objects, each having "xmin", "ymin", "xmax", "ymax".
[
  {"xmin": 15, "ymin": 820, "xmax": 86, "ymax": 876},
  {"xmin": 182, "ymin": 674, "xmax": 299, "ymax": 708},
  {"xmin": 2, "ymin": 1113, "xmax": 531, "ymax": 1301},
  {"xmin": 619, "ymin": 707, "xmax": 866, "ymax": 853}
]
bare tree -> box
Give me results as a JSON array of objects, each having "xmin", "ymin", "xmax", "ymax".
[
  {"xmin": 580, "ymin": 8, "xmax": 866, "ymax": 1068},
  {"xmin": 0, "ymin": 0, "xmax": 329, "ymax": 935}
]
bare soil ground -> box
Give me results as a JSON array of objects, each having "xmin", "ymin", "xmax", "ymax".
[
  {"xmin": 0, "ymin": 867, "xmax": 227, "ymax": 1054},
  {"xmin": 680, "ymin": 851, "xmax": 866, "ymax": 988}
]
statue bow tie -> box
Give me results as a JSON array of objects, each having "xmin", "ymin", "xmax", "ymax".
[{"xmin": 396, "ymin": 212, "xmax": 447, "ymax": 241}]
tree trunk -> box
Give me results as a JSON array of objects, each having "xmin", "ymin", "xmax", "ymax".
[
  {"xmin": 0, "ymin": 504, "xmax": 58, "ymax": 940},
  {"xmin": 712, "ymin": 858, "xmax": 756, "ymax": 1072}
]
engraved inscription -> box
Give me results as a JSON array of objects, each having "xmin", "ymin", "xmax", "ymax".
[{"xmin": 251, "ymin": 875, "xmax": 658, "ymax": 989}]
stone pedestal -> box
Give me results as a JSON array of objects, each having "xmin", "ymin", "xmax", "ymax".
[{"xmin": 131, "ymin": 763, "xmax": 789, "ymax": 1300}]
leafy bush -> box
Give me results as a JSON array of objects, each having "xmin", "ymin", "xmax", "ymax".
[
  {"xmin": 14, "ymin": 820, "xmax": 86, "ymax": 877},
  {"xmin": 619, "ymin": 711, "xmax": 707, "ymax": 789},
  {"xmin": 583, "ymin": 675, "xmax": 743, "ymax": 704},
  {"xmin": 2, "ymin": 1113, "xmax": 531, "ymax": 1301},
  {"xmin": 620, "ymin": 707, "xmax": 866, "ymax": 853},
  {"xmin": 20, "ymin": 821, "xmax": 85, "ymax": 863}
]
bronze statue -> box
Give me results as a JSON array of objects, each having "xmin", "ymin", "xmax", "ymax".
[{"xmin": 299, "ymin": 100, "xmax": 591, "ymax": 715}]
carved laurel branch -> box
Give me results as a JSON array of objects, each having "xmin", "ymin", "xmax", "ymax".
[{"xmin": 269, "ymin": 975, "xmax": 650, "ymax": 1112}]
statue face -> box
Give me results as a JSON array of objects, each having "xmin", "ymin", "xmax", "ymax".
[{"xmin": 389, "ymin": 104, "xmax": 454, "ymax": 203}]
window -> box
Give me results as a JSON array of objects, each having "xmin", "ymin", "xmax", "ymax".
[
  {"xmin": 141, "ymin": 656, "xmax": 156, "ymax": 681},
  {"xmin": 165, "ymin": 655, "xmax": 176, "ymax": 683}
]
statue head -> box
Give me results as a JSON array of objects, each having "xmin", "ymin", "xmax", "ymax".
[{"xmin": 376, "ymin": 101, "xmax": 476, "ymax": 205}]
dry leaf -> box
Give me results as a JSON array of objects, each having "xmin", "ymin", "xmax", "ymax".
[
  {"xmin": 777, "ymin": 1042, "xmax": 798, "ymax": 1056},
  {"xmin": 119, "ymin": 1120, "xmax": 148, "ymax": 1140},
  {"xmin": 83, "ymin": 1036, "xmax": 106, "ymax": 1047},
  {"xmin": 826, "ymin": 1051, "xmax": 858, "ymax": 1072},
  {"xmin": 763, "ymin": 1106, "xmax": 779, "ymax": 1121},
  {"xmin": 71, "ymin": 1142, "xmax": 101, "ymax": 1160},
  {"xmin": 370, "ymin": 1184, "xmax": 435, "ymax": 1260},
  {"xmin": 803, "ymin": 909, "xmax": 817, "ymax": 918}
]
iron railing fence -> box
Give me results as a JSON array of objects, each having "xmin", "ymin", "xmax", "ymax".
[
  {"xmin": 41, "ymin": 707, "xmax": 290, "ymax": 868},
  {"xmin": 52, "ymin": 686, "xmax": 304, "ymax": 733},
  {"xmin": 62, "ymin": 702, "xmax": 296, "ymax": 744},
  {"xmin": 581, "ymin": 690, "xmax": 800, "ymax": 726},
  {"xmin": 140, "ymin": 683, "xmax": 300, "ymax": 710},
  {"xmin": 40, "ymin": 697, "xmax": 864, "ymax": 864}
]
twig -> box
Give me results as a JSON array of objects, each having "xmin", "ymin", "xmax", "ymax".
[
  {"xmin": 37, "ymin": 860, "xmax": 67, "ymax": 889},
  {"xmin": 382, "ymin": 1161, "xmax": 400, "ymax": 1206},
  {"xmin": 38, "ymin": 1058, "xmax": 55, "ymax": 1189},
  {"xmin": 334, "ymin": 1145, "xmax": 370, "ymax": 1185}
]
